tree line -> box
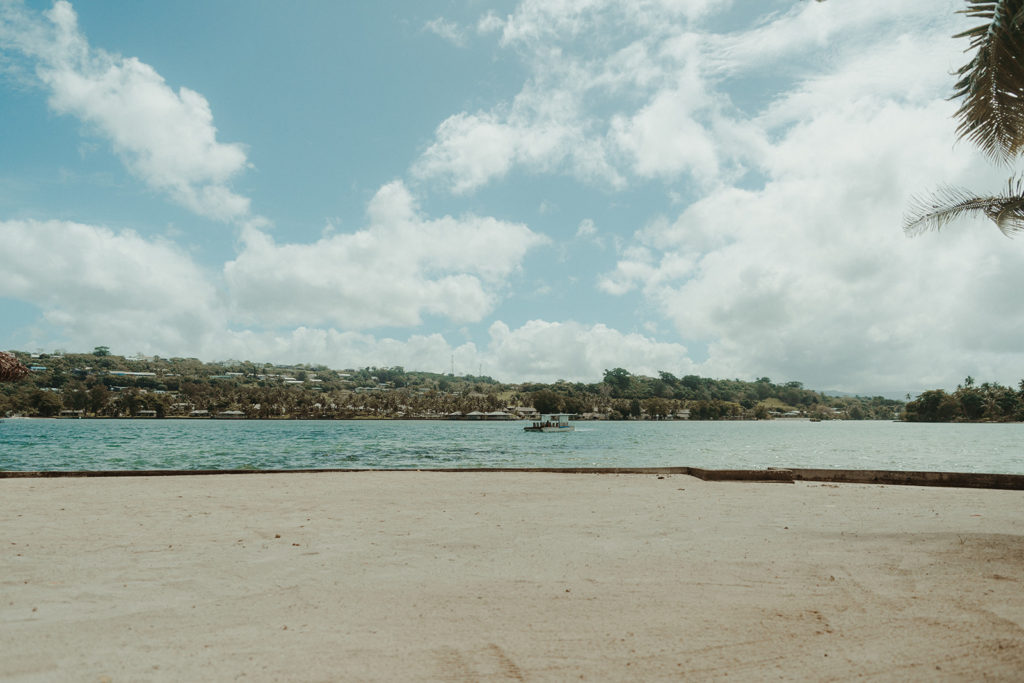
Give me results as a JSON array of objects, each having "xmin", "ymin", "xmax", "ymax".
[
  {"xmin": 903, "ymin": 377, "xmax": 1024, "ymax": 422},
  {"xmin": 0, "ymin": 350, "xmax": 902, "ymax": 420}
]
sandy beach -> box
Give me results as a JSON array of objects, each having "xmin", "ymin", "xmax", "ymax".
[{"xmin": 1, "ymin": 472, "xmax": 1022, "ymax": 681}]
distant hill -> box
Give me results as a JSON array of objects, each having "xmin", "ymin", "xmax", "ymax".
[{"xmin": 0, "ymin": 350, "xmax": 904, "ymax": 420}]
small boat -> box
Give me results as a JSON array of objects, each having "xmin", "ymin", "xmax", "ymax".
[{"xmin": 524, "ymin": 413, "xmax": 575, "ymax": 433}]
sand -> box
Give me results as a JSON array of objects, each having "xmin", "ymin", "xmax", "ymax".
[{"xmin": 1, "ymin": 472, "xmax": 1022, "ymax": 681}]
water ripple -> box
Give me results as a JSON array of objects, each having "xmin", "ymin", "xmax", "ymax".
[{"xmin": 0, "ymin": 418, "xmax": 1021, "ymax": 473}]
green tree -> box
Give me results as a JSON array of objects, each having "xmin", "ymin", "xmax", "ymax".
[
  {"xmin": 93, "ymin": 346, "xmax": 110, "ymax": 356},
  {"xmin": 643, "ymin": 397, "xmax": 671, "ymax": 419},
  {"xmin": 31, "ymin": 390, "xmax": 61, "ymax": 417},
  {"xmin": 88, "ymin": 383, "xmax": 110, "ymax": 415},
  {"xmin": 628, "ymin": 398, "xmax": 642, "ymax": 418},
  {"xmin": 561, "ymin": 395, "xmax": 588, "ymax": 415},
  {"xmin": 905, "ymin": 390, "xmax": 961, "ymax": 421},
  {"xmin": 602, "ymin": 368, "xmax": 633, "ymax": 397},
  {"xmin": 531, "ymin": 389, "xmax": 563, "ymax": 414}
]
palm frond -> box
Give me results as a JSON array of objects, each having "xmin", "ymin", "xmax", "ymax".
[
  {"xmin": 904, "ymin": 176, "xmax": 1024, "ymax": 237},
  {"xmin": 0, "ymin": 351, "xmax": 29, "ymax": 383},
  {"xmin": 952, "ymin": 0, "xmax": 1024, "ymax": 163}
]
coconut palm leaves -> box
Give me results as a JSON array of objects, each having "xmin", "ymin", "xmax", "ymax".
[
  {"xmin": 905, "ymin": 0, "xmax": 1024, "ymax": 237},
  {"xmin": 952, "ymin": 0, "xmax": 1024, "ymax": 163},
  {"xmin": 905, "ymin": 176, "xmax": 1024, "ymax": 236},
  {"xmin": 0, "ymin": 351, "xmax": 29, "ymax": 382}
]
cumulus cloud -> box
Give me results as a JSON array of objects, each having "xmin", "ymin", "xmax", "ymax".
[
  {"xmin": 0, "ymin": 0, "xmax": 255, "ymax": 222},
  {"xmin": 493, "ymin": 0, "xmax": 719, "ymax": 47},
  {"xmin": 416, "ymin": 1, "xmax": 728, "ymax": 193},
  {"xmin": 224, "ymin": 181, "xmax": 548, "ymax": 329},
  {"xmin": 200, "ymin": 319, "xmax": 697, "ymax": 383},
  {"xmin": 415, "ymin": 0, "xmax": 961, "ymax": 199},
  {"xmin": 575, "ymin": 218, "xmax": 596, "ymax": 237},
  {"xmin": 411, "ymin": 0, "xmax": 1024, "ymax": 392},
  {"xmin": 208, "ymin": 327, "xmax": 473, "ymax": 376},
  {"xmin": 414, "ymin": 0, "xmax": 769, "ymax": 195},
  {"xmin": 0, "ymin": 223, "xmax": 689, "ymax": 382},
  {"xmin": 424, "ymin": 17, "xmax": 466, "ymax": 47},
  {"xmin": 0, "ymin": 219, "xmax": 223, "ymax": 351},
  {"xmin": 597, "ymin": 9, "xmax": 1024, "ymax": 393},
  {"xmin": 7, "ymin": 0, "xmax": 1022, "ymax": 396},
  {"xmin": 0, "ymin": 183, "xmax": 550, "ymax": 367},
  {"xmin": 484, "ymin": 319, "xmax": 695, "ymax": 382},
  {"xmin": 610, "ymin": 82, "xmax": 721, "ymax": 182},
  {"xmin": 413, "ymin": 93, "xmax": 623, "ymax": 194}
]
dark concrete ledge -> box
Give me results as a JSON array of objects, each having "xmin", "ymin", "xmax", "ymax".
[
  {"xmin": 0, "ymin": 467, "xmax": 692, "ymax": 479},
  {"xmin": 685, "ymin": 468, "xmax": 797, "ymax": 483},
  {"xmin": 2, "ymin": 466, "xmax": 1023, "ymax": 490},
  {"xmin": 784, "ymin": 468, "xmax": 1024, "ymax": 490}
]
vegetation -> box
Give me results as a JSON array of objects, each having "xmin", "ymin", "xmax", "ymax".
[
  {"xmin": 903, "ymin": 376, "xmax": 1024, "ymax": 422},
  {"xmin": 0, "ymin": 350, "xmax": 901, "ymax": 420},
  {"xmin": 905, "ymin": 1, "xmax": 1024, "ymax": 236}
]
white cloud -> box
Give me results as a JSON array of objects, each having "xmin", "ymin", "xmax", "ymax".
[
  {"xmin": 0, "ymin": 0, "xmax": 255, "ymax": 223},
  {"xmin": 412, "ymin": 89, "xmax": 623, "ymax": 194},
  {"xmin": 413, "ymin": 0, "xmax": 1024, "ymax": 393},
  {"xmin": 707, "ymin": 0, "xmax": 954, "ymax": 80},
  {"xmin": 413, "ymin": 112, "xmax": 522, "ymax": 194},
  {"xmin": 410, "ymin": 1, "xmax": 768, "ymax": 194},
  {"xmin": 209, "ymin": 327, "xmax": 474, "ymax": 376},
  {"xmin": 575, "ymin": 218, "xmax": 596, "ymax": 237},
  {"xmin": 416, "ymin": 1, "xmax": 736, "ymax": 194},
  {"xmin": 597, "ymin": 21, "xmax": 1024, "ymax": 393},
  {"xmin": 142, "ymin": 319, "xmax": 695, "ymax": 383},
  {"xmin": 476, "ymin": 12, "xmax": 504, "ymax": 35},
  {"xmin": 223, "ymin": 319, "xmax": 701, "ymax": 383},
  {"xmin": 484, "ymin": 319, "xmax": 695, "ymax": 382},
  {"xmin": 0, "ymin": 182, "xmax": 551, "ymax": 366},
  {"xmin": 424, "ymin": 17, "xmax": 466, "ymax": 47},
  {"xmin": 0, "ymin": 219, "xmax": 223, "ymax": 351},
  {"xmin": 610, "ymin": 82, "xmax": 721, "ymax": 182},
  {"xmin": 6, "ymin": 0, "xmax": 1021, "ymax": 397},
  {"xmin": 224, "ymin": 181, "xmax": 548, "ymax": 329},
  {"xmin": 0, "ymin": 226, "xmax": 699, "ymax": 377},
  {"xmin": 416, "ymin": 0, "xmax": 964, "ymax": 200},
  {"xmin": 493, "ymin": 0, "xmax": 720, "ymax": 47}
]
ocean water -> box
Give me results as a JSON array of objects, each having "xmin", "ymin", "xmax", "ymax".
[{"xmin": 0, "ymin": 418, "xmax": 1021, "ymax": 473}]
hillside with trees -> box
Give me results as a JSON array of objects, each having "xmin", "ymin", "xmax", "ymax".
[
  {"xmin": 903, "ymin": 377, "xmax": 1024, "ymax": 422},
  {"xmin": 0, "ymin": 348, "xmax": 901, "ymax": 420}
]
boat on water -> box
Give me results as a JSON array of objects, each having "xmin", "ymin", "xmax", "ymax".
[{"xmin": 524, "ymin": 413, "xmax": 575, "ymax": 433}]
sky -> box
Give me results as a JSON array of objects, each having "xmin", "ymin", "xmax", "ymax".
[{"xmin": 1, "ymin": 0, "xmax": 1022, "ymax": 396}]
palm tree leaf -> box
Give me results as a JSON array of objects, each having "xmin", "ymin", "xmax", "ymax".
[
  {"xmin": 989, "ymin": 176, "xmax": 1024, "ymax": 233},
  {"xmin": 904, "ymin": 176, "xmax": 1024, "ymax": 236},
  {"xmin": 952, "ymin": 0, "xmax": 1024, "ymax": 163},
  {"xmin": 0, "ymin": 351, "xmax": 29, "ymax": 383}
]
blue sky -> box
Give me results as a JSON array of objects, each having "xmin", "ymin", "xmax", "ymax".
[{"xmin": 2, "ymin": 0, "xmax": 1023, "ymax": 394}]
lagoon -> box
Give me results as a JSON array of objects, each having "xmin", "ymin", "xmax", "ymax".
[{"xmin": 1, "ymin": 418, "xmax": 1021, "ymax": 473}]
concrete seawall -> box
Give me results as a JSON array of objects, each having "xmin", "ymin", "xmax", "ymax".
[{"xmin": 3, "ymin": 466, "xmax": 1024, "ymax": 489}]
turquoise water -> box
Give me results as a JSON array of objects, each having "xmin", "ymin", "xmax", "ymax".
[{"xmin": 0, "ymin": 418, "xmax": 1021, "ymax": 473}]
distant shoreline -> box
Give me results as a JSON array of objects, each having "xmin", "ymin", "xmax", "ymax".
[{"xmin": 11, "ymin": 414, "xmax": 870, "ymax": 422}]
